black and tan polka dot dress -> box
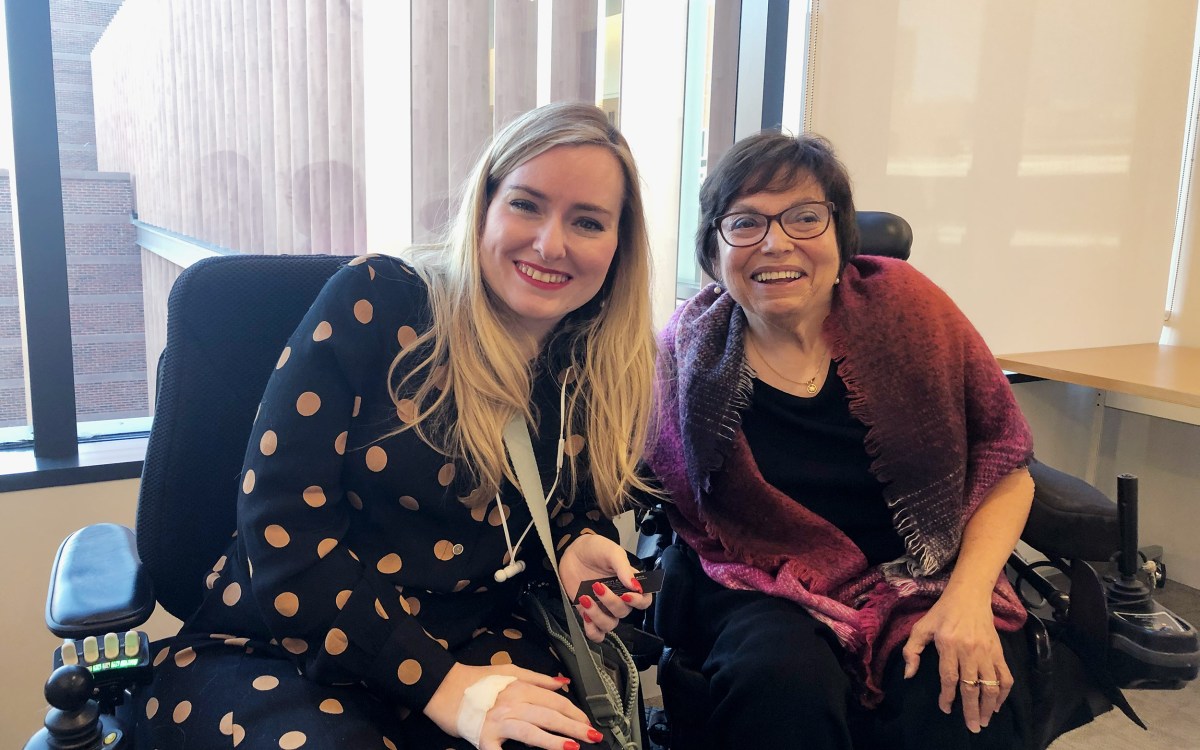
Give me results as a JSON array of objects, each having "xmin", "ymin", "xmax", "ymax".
[{"xmin": 135, "ymin": 255, "xmax": 616, "ymax": 749}]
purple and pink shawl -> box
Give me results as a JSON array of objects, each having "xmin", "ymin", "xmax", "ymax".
[{"xmin": 648, "ymin": 255, "xmax": 1033, "ymax": 705}]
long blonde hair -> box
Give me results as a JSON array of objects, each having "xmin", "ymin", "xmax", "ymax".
[{"xmin": 391, "ymin": 102, "xmax": 657, "ymax": 517}]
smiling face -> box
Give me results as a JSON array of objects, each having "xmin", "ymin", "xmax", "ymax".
[
  {"xmin": 716, "ymin": 175, "xmax": 841, "ymax": 332},
  {"xmin": 479, "ymin": 144, "xmax": 625, "ymax": 345}
]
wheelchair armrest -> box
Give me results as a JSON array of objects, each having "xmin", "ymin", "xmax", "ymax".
[
  {"xmin": 45, "ymin": 523, "xmax": 155, "ymax": 639},
  {"xmin": 1023, "ymin": 460, "xmax": 1118, "ymax": 562}
]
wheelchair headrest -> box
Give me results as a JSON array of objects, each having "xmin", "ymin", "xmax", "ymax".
[{"xmin": 857, "ymin": 211, "xmax": 912, "ymax": 261}]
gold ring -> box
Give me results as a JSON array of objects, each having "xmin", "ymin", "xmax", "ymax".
[
  {"xmin": 960, "ymin": 678, "xmax": 1001, "ymax": 687},
  {"xmin": 959, "ymin": 679, "xmax": 979, "ymax": 687}
]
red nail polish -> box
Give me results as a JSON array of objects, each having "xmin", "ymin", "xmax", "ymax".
[
  {"xmin": 587, "ymin": 728, "xmax": 604, "ymax": 742},
  {"xmin": 579, "ymin": 595, "xmax": 593, "ymax": 609},
  {"xmin": 592, "ymin": 582, "xmax": 607, "ymax": 596},
  {"xmin": 554, "ymin": 676, "xmax": 571, "ymax": 683},
  {"xmin": 583, "ymin": 613, "xmax": 592, "ymax": 623},
  {"xmin": 564, "ymin": 742, "xmax": 580, "ymax": 750},
  {"xmin": 629, "ymin": 578, "xmax": 643, "ymax": 594},
  {"xmin": 621, "ymin": 593, "xmax": 633, "ymax": 603}
]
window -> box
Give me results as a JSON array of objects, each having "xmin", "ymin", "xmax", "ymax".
[{"xmin": 1, "ymin": 0, "xmax": 735, "ymax": 487}]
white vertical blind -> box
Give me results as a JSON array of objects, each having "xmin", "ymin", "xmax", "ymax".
[
  {"xmin": 807, "ymin": 1, "xmax": 1197, "ymax": 355},
  {"xmin": 621, "ymin": 1, "xmax": 690, "ymax": 329}
]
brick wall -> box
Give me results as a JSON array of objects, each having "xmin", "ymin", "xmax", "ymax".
[{"xmin": 0, "ymin": 0, "xmax": 147, "ymax": 430}]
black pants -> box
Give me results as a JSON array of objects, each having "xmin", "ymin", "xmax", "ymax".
[{"xmin": 656, "ymin": 544, "xmax": 1033, "ymax": 750}]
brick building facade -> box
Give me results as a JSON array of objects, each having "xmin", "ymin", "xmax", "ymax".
[{"xmin": 0, "ymin": 0, "xmax": 146, "ymax": 429}]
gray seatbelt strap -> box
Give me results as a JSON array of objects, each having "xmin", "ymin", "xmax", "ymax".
[{"xmin": 502, "ymin": 413, "xmax": 613, "ymax": 716}]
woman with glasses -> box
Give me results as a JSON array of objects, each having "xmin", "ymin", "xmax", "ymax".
[{"xmin": 648, "ymin": 131, "xmax": 1036, "ymax": 748}]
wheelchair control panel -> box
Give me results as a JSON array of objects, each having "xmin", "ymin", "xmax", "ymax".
[
  {"xmin": 54, "ymin": 630, "xmax": 153, "ymax": 687},
  {"xmin": 24, "ymin": 630, "xmax": 151, "ymax": 749}
]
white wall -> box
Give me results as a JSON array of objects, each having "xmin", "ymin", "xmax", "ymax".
[
  {"xmin": 807, "ymin": 1, "xmax": 1197, "ymax": 356},
  {"xmin": 1, "ymin": 479, "xmax": 181, "ymax": 748}
]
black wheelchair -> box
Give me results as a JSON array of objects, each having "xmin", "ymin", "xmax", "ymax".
[{"xmin": 24, "ymin": 219, "xmax": 1200, "ymax": 749}]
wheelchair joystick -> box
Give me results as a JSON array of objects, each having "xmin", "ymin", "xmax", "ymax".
[
  {"xmin": 1102, "ymin": 474, "xmax": 1200, "ymax": 689},
  {"xmin": 1107, "ymin": 474, "xmax": 1151, "ymax": 606},
  {"xmin": 24, "ymin": 664, "xmax": 128, "ymax": 750}
]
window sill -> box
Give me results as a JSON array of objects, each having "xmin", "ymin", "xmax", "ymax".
[{"xmin": 0, "ymin": 436, "xmax": 146, "ymax": 493}]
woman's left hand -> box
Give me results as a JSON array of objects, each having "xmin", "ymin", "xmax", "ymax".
[
  {"xmin": 900, "ymin": 590, "xmax": 1013, "ymax": 733},
  {"xmin": 558, "ymin": 534, "xmax": 653, "ymax": 643}
]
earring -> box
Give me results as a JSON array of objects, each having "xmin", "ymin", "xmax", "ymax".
[{"xmin": 834, "ymin": 276, "xmax": 841, "ymax": 285}]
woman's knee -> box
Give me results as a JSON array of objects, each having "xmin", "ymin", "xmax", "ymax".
[{"xmin": 705, "ymin": 609, "xmax": 850, "ymax": 711}]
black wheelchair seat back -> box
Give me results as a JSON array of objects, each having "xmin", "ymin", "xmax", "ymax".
[{"xmin": 138, "ymin": 254, "xmax": 348, "ymax": 621}]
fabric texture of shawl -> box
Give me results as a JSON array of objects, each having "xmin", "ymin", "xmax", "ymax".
[{"xmin": 647, "ymin": 255, "xmax": 1033, "ymax": 704}]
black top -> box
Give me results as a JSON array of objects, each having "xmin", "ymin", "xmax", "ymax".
[
  {"xmin": 187, "ymin": 255, "xmax": 614, "ymax": 709},
  {"xmin": 741, "ymin": 363, "xmax": 905, "ymax": 567}
]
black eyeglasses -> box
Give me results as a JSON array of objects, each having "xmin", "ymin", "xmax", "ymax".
[{"xmin": 712, "ymin": 201, "xmax": 836, "ymax": 247}]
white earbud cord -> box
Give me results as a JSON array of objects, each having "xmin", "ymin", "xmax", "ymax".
[{"xmin": 493, "ymin": 366, "xmax": 570, "ymax": 582}]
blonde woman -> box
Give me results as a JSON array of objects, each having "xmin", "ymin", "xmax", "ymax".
[{"xmin": 137, "ymin": 102, "xmax": 657, "ymax": 750}]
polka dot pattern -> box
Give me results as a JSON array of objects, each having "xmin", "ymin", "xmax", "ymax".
[
  {"xmin": 487, "ymin": 504, "xmax": 510, "ymax": 527},
  {"xmin": 303, "ymin": 486, "xmax": 326, "ymax": 507},
  {"xmin": 275, "ymin": 592, "xmax": 299, "ymax": 617},
  {"xmin": 173, "ymin": 700, "xmax": 192, "ymax": 723},
  {"xmin": 353, "ymin": 299, "xmax": 373, "ymax": 323},
  {"xmin": 397, "ymin": 325, "xmax": 417, "ymax": 349},
  {"xmin": 222, "ymin": 582, "xmax": 242, "ymax": 606},
  {"xmin": 366, "ymin": 446, "xmax": 388, "ymax": 471},
  {"xmin": 276, "ymin": 347, "xmax": 291, "ymax": 369},
  {"xmin": 319, "ymin": 698, "xmax": 343, "ymax": 714},
  {"xmin": 313, "ymin": 321, "xmax": 332, "ymax": 341},
  {"xmin": 398, "ymin": 495, "xmax": 419, "ymax": 511},
  {"xmin": 260, "ymin": 431, "xmax": 278, "ymax": 456},
  {"xmin": 264, "ymin": 524, "xmax": 291, "ymax": 548},
  {"xmin": 279, "ymin": 730, "xmax": 307, "ymax": 749},
  {"xmin": 490, "ymin": 651, "xmax": 512, "ymax": 666},
  {"xmin": 325, "ymin": 628, "xmax": 349, "ymax": 656},
  {"xmin": 252, "ymin": 675, "xmax": 280, "ymax": 691},
  {"xmin": 334, "ymin": 431, "xmax": 347, "ymax": 455},
  {"xmin": 564, "ymin": 433, "xmax": 585, "ymax": 457},
  {"xmin": 377, "ymin": 553, "xmax": 402, "ymax": 574},
  {"xmin": 296, "ymin": 392, "xmax": 321, "ymax": 416},
  {"xmin": 396, "ymin": 399, "xmax": 417, "ymax": 423},
  {"xmin": 281, "ymin": 638, "xmax": 308, "ymax": 654},
  {"xmin": 173, "ymin": 647, "xmax": 196, "ymax": 668},
  {"xmin": 242, "ymin": 470, "xmax": 256, "ymax": 495},
  {"xmin": 316, "ymin": 538, "xmax": 337, "ymax": 558},
  {"xmin": 397, "ymin": 659, "xmax": 422, "ymax": 685}
]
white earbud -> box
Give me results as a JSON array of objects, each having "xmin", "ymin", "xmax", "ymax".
[
  {"xmin": 492, "ymin": 366, "xmax": 573, "ymax": 585},
  {"xmin": 493, "ymin": 560, "xmax": 526, "ymax": 583}
]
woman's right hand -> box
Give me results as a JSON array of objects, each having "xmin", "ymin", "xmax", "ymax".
[{"xmin": 424, "ymin": 663, "xmax": 603, "ymax": 750}]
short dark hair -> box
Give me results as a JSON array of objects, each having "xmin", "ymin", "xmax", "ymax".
[{"xmin": 696, "ymin": 131, "xmax": 858, "ymax": 282}]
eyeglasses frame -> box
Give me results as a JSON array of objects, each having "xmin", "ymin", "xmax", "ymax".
[{"xmin": 712, "ymin": 200, "xmax": 838, "ymax": 247}]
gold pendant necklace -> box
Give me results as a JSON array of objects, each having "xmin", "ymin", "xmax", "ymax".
[{"xmin": 746, "ymin": 336, "xmax": 826, "ymax": 394}]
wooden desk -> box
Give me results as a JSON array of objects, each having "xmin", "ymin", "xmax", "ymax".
[
  {"xmin": 996, "ymin": 343, "xmax": 1200, "ymax": 482},
  {"xmin": 996, "ymin": 343, "xmax": 1200, "ymax": 409}
]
